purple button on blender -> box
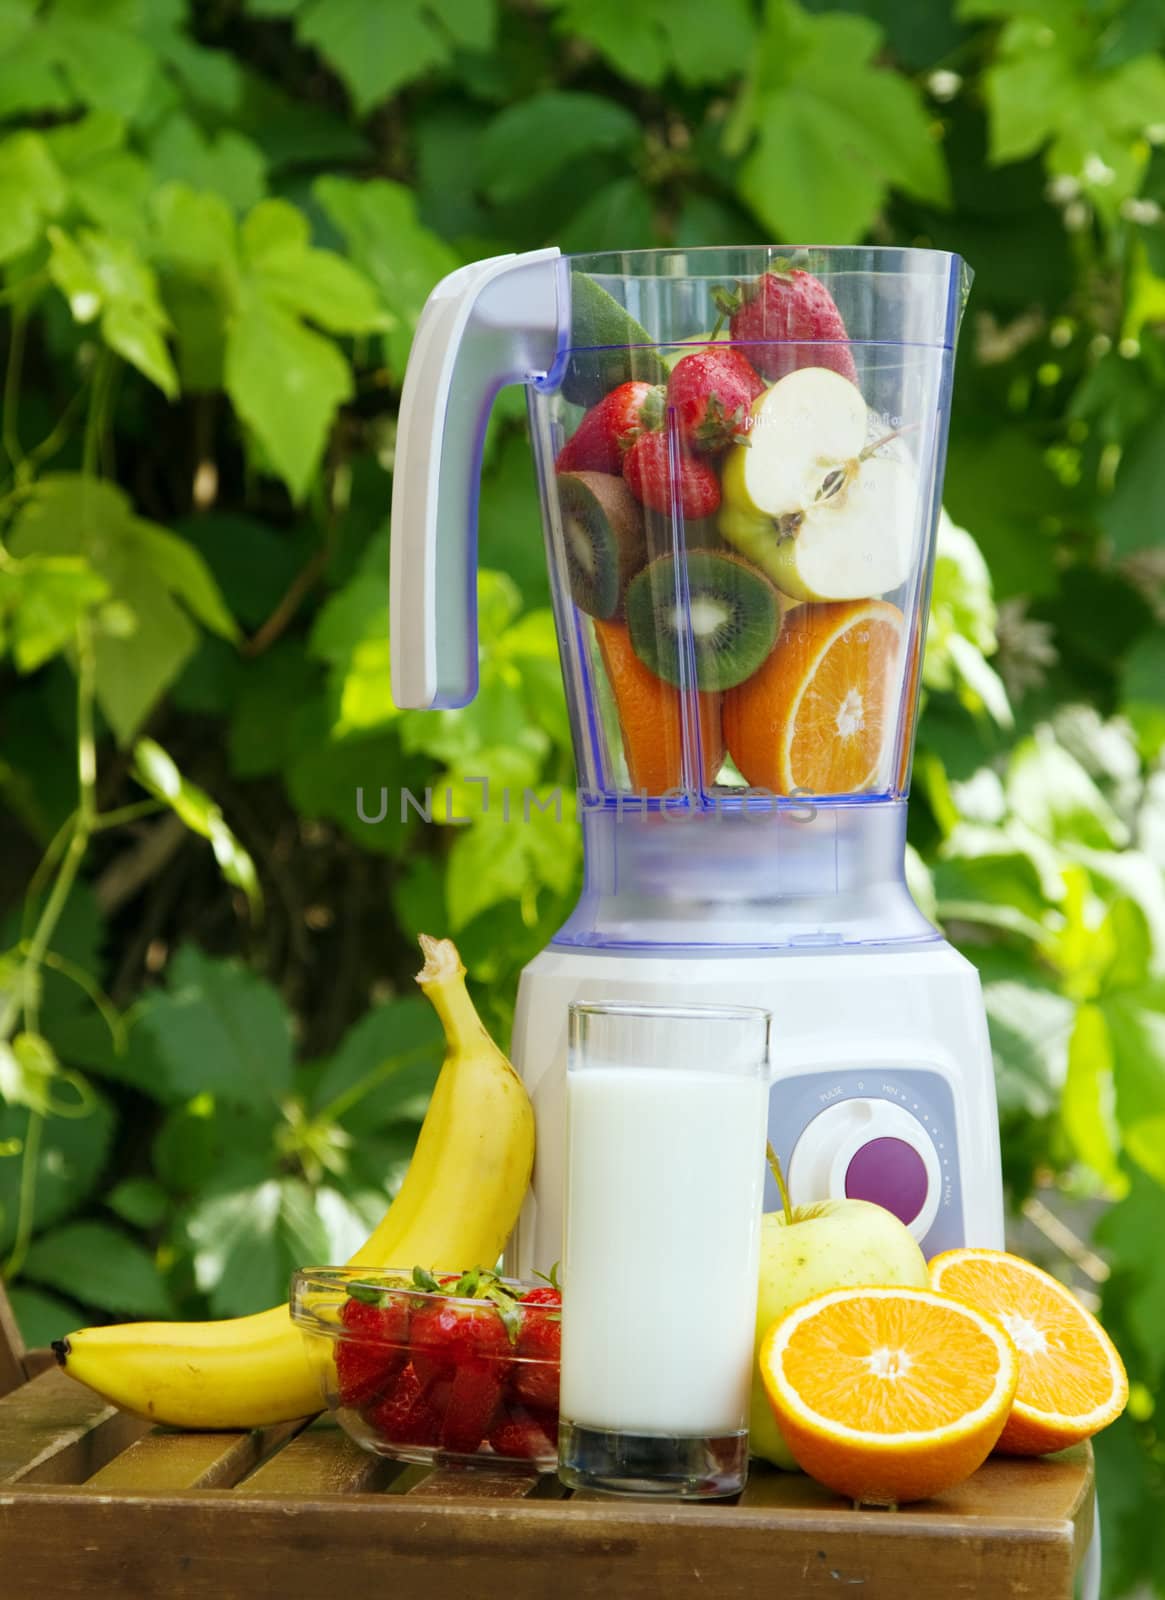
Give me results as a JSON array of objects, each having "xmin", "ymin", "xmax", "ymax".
[{"xmin": 844, "ymin": 1137, "xmax": 929, "ymax": 1225}]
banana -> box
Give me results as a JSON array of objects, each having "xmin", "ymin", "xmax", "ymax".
[{"xmin": 52, "ymin": 935, "xmax": 535, "ymax": 1429}]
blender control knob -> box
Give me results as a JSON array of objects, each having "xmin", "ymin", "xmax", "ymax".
[{"xmin": 787, "ymin": 1097, "xmax": 942, "ymax": 1241}]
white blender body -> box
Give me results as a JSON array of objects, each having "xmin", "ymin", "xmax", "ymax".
[
  {"xmin": 512, "ymin": 944, "xmax": 1003, "ymax": 1274},
  {"xmin": 389, "ymin": 244, "xmax": 1005, "ymax": 1278}
]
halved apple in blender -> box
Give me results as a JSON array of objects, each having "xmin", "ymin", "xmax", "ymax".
[{"xmin": 719, "ymin": 367, "xmax": 917, "ymax": 603}]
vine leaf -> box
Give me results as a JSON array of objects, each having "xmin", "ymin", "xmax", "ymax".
[
  {"xmin": 1100, "ymin": 407, "xmax": 1165, "ymax": 561},
  {"xmin": 315, "ymin": 175, "xmax": 457, "ymax": 376},
  {"xmin": 0, "ymin": 557, "xmax": 110, "ymax": 673},
  {"xmin": 131, "ymin": 738, "xmax": 262, "ymax": 919},
  {"xmin": 106, "ymin": 1177, "xmax": 168, "ymax": 1229},
  {"xmin": 23, "ymin": 1219, "xmax": 173, "ymax": 1318},
  {"xmin": 1062, "ymin": 1002, "xmax": 1123, "ymax": 1189},
  {"xmin": 1096, "ymin": 1168, "xmax": 1165, "ymax": 1387},
  {"xmin": 150, "ymin": 185, "xmax": 388, "ymax": 500},
  {"xmin": 183, "ymin": 1176, "xmax": 328, "ymax": 1316},
  {"xmin": 726, "ymin": 4, "xmax": 949, "ymax": 244},
  {"xmin": 1103, "ymin": 987, "xmax": 1165, "ymax": 1187},
  {"xmin": 239, "ymin": 198, "xmax": 390, "ymax": 335},
  {"xmin": 549, "ymin": 0, "xmax": 755, "ymax": 88},
  {"xmin": 137, "ymin": 944, "xmax": 292, "ymax": 1110},
  {"xmin": 0, "ymin": 5, "xmax": 159, "ymax": 122},
  {"xmin": 41, "ymin": 12, "xmax": 156, "ymax": 118},
  {"xmin": 925, "ymin": 511, "xmax": 1013, "ymax": 729},
  {"xmin": 131, "ymin": 523, "xmax": 238, "ymax": 643},
  {"xmin": 477, "ymin": 91, "xmax": 639, "ymax": 204},
  {"xmin": 224, "ymin": 290, "xmax": 353, "ymax": 504},
  {"xmin": 308, "ymin": 995, "xmax": 442, "ymax": 1135},
  {"xmin": 1005, "ymin": 728, "xmax": 1129, "ymax": 851},
  {"xmin": 0, "ymin": 1034, "xmax": 57, "ymax": 1115},
  {"xmin": 293, "ymin": 0, "xmax": 495, "ymax": 114},
  {"xmin": 0, "ymin": 1090, "xmax": 114, "ymax": 1258},
  {"xmin": 0, "ymin": 131, "xmax": 67, "ymax": 262},
  {"xmin": 148, "ymin": 113, "xmax": 268, "ymax": 214},
  {"xmin": 47, "ymin": 224, "xmax": 178, "ymax": 398},
  {"xmin": 967, "ymin": 3, "xmax": 1165, "ymax": 219},
  {"xmin": 446, "ymin": 789, "xmax": 580, "ymax": 931},
  {"xmin": 7, "ymin": 476, "xmax": 236, "ymax": 742}
]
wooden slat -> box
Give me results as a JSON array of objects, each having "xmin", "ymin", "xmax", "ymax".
[
  {"xmin": 0, "ymin": 1489, "xmax": 1081, "ymax": 1598},
  {"xmin": 83, "ymin": 1421, "xmax": 305, "ymax": 1491},
  {"xmin": 236, "ymin": 1415, "xmax": 403, "ymax": 1495},
  {"xmin": 0, "ymin": 1367, "xmax": 149, "ymax": 1485},
  {"xmin": 0, "ymin": 1285, "xmax": 26, "ymax": 1397},
  {"xmin": 738, "ymin": 1446, "xmax": 1093, "ymax": 1532},
  {"xmin": 920, "ymin": 1448, "xmax": 1092, "ymax": 1524},
  {"xmin": 405, "ymin": 1465, "xmax": 548, "ymax": 1500},
  {"xmin": 22, "ymin": 1349, "xmax": 56, "ymax": 1379},
  {"xmin": 735, "ymin": 1449, "xmax": 1094, "ymax": 1593}
]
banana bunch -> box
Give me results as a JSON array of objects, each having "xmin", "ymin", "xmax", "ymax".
[{"xmin": 53, "ymin": 935, "xmax": 535, "ymax": 1429}]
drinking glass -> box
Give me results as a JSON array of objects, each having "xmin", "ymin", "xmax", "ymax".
[{"xmin": 557, "ymin": 1000, "xmax": 772, "ymax": 1497}]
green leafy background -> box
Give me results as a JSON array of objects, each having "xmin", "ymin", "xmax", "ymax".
[{"xmin": 0, "ymin": 0, "xmax": 1162, "ymax": 1582}]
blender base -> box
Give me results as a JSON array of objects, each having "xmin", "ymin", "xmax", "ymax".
[{"xmin": 507, "ymin": 941, "xmax": 1005, "ymax": 1279}]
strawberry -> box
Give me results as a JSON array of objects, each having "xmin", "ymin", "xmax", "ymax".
[
  {"xmin": 556, "ymin": 381, "xmax": 665, "ymax": 474},
  {"xmin": 335, "ymin": 1288, "xmax": 410, "ymax": 1407},
  {"xmin": 520, "ymin": 1286, "xmax": 562, "ymax": 1308},
  {"xmin": 439, "ymin": 1363, "xmax": 505, "ymax": 1453},
  {"xmin": 666, "ymin": 347, "xmax": 764, "ymax": 454},
  {"xmin": 510, "ymin": 1287, "xmax": 561, "ymax": 1412},
  {"xmin": 622, "ymin": 429, "xmax": 721, "ymax": 519},
  {"xmin": 487, "ymin": 1403, "xmax": 559, "ymax": 1461},
  {"xmin": 717, "ymin": 268, "xmax": 858, "ymax": 385},
  {"xmin": 409, "ymin": 1294, "xmax": 512, "ymax": 1382},
  {"xmin": 409, "ymin": 1280, "xmax": 513, "ymax": 1455},
  {"xmin": 366, "ymin": 1363, "xmax": 444, "ymax": 1448}
]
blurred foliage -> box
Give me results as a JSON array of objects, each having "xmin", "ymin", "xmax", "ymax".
[{"xmin": 0, "ymin": 0, "xmax": 1161, "ymax": 1584}]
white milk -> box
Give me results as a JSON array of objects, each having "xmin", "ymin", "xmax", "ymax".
[{"xmin": 559, "ymin": 1065, "xmax": 768, "ymax": 1436}]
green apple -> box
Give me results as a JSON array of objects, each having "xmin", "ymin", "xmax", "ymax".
[
  {"xmin": 719, "ymin": 366, "xmax": 917, "ymax": 603},
  {"xmin": 749, "ymin": 1196, "xmax": 930, "ymax": 1469}
]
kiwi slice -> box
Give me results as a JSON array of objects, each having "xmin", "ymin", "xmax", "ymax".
[
  {"xmin": 625, "ymin": 550, "xmax": 779, "ymax": 691},
  {"xmin": 558, "ymin": 470, "xmax": 646, "ymax": 620},
  {"xmin": 562, "ymin": 274, "xmax": 669, "ymax": 406}
]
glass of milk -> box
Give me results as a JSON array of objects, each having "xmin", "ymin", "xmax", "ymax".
[{"xmin": 557, "ymin": 1000, "xmax": 772, "ymax": 1498}]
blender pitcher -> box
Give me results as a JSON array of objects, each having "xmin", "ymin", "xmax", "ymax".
[{"xmin": 390, "ymin": 246, "xmax": 1004, "ymax": 1279}]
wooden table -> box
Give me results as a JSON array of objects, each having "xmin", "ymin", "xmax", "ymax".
[{"xmin": 0, "ymin": 1366, "xmax": 1094, "ymax": 1599}]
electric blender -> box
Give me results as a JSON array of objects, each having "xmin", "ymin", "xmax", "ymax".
[{"xmin": 389, "ymin": 245, "xmax": 1006, "ymax": 1277}]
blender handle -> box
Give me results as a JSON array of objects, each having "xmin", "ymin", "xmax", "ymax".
[{"xmin": 390, "ymin": 247, "xmax": 564, "ymax": 710}]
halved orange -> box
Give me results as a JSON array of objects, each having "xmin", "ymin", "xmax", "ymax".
[
  {"xmin": 724, "ymin": 598, "xmax": 904, "ymax": 796},
  {"xmin": 594, "ymin": 618, "xmax": 723, "ymax": 793},
  {"xmin": 759, "ymin": 1286, "xmax": 1019, "ymax": 1505},
  {"xmin": 929, "ymin": 1248, "xmax": 1128, "ymax": 1456}
]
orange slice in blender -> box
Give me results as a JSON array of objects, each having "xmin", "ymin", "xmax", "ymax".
[
  {"xmin": 724, "ymin": 598, "xmax": 904, "ymax": 795},
  {"xmin": 759, "ymin": 1285, "xmax": 1019, "ymax": 1505},
  {"xmin": 594, "ymin": 619, "xmax": 723, "ymax": 793},
  {"xmin": 929, "ymin": 1248, "xmax": 1128, "ymax": 1455}
]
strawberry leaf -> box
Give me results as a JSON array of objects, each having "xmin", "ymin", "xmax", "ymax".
[
  {"xmin": 483, "ymin": 1282, "xmax": 523, "ymax": 1345},
  {"xmin": 348, "ymin": 1281, "xmax": 386, "ymax": 1306}
]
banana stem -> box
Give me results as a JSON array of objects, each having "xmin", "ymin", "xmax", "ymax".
[
  {"xmin": 767, "ymin": 1140, "xmax": 793, "ymax": 1226},
  {"xmin": 415, "ymin": 934, "xmax": 490, "ymax": 1055}
]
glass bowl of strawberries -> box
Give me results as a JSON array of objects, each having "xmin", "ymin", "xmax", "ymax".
[{"xmin": 291, "ymin": 1265, "xmax": 561, "ymax": 1470}]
